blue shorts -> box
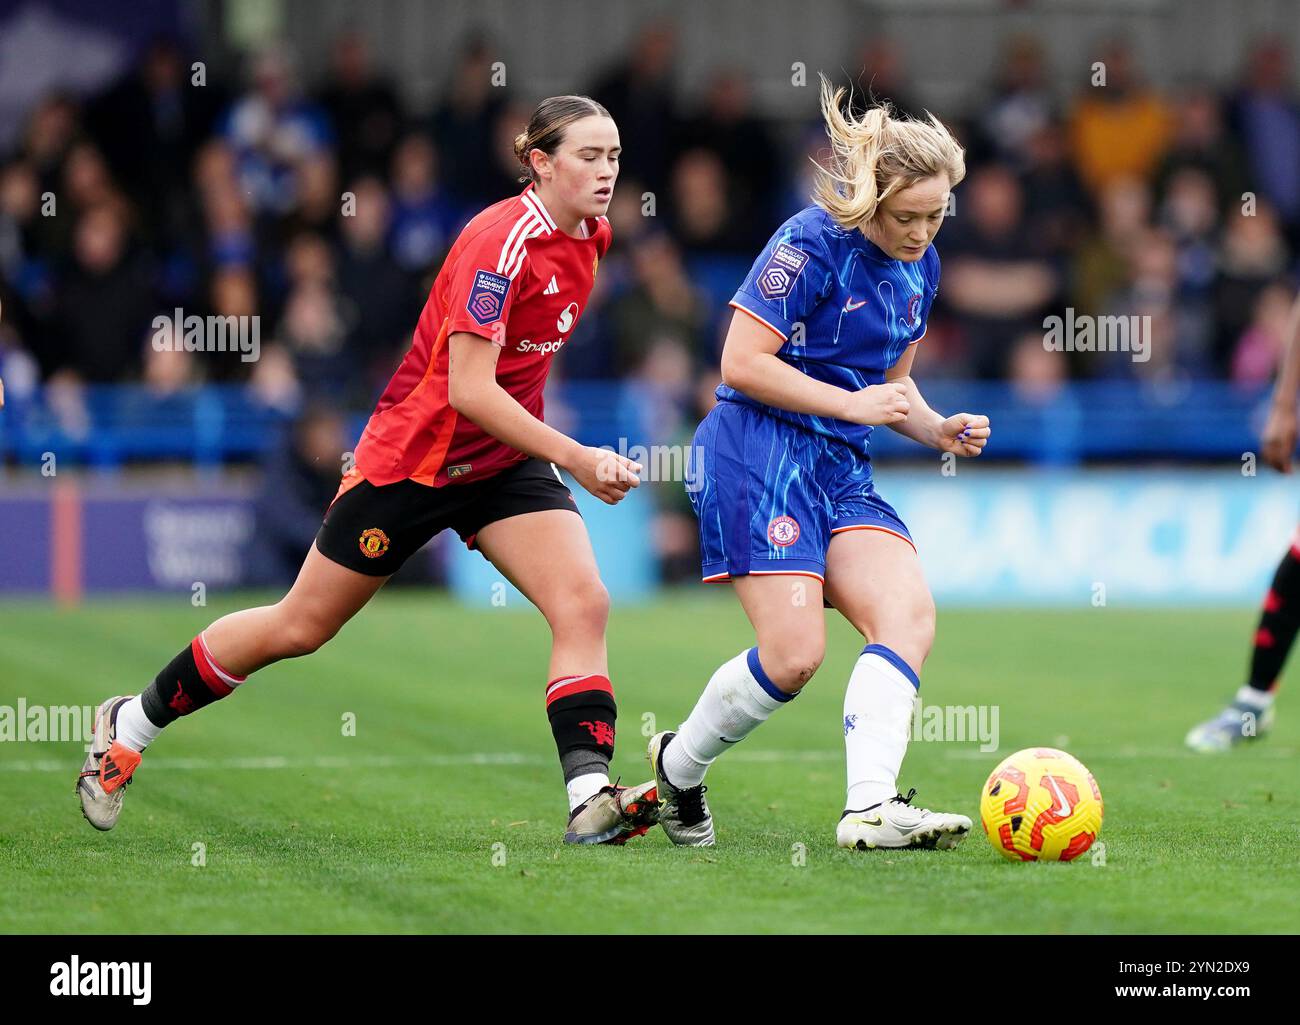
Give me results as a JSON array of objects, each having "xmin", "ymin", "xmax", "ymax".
[{"xmin": 687, "ymin": 400, "xmax": 914, "ymax": 583}]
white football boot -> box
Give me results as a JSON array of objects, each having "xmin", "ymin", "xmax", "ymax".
[
  {"xmin": 647, "ymin": 731, "xmax": 715, "ymax": 846},
  {"xmin": 564, "ymin": 779, "xmax": 660, "ymax": 845},
  {"xmin": 837, "ymin": 788, "xmax": 971, "ymax": 851},
  {"xmin": 76, "ymin": 695, "xmax": 143, "ymax": 831},
  {"xmin": 1185, "ymin": 698, "xmax": 1276, "ymax": 753}
]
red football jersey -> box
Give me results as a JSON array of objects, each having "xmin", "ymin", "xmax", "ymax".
[{"xmin": 352, "ymin": 182, "xmax": 611, "ymax": 488}]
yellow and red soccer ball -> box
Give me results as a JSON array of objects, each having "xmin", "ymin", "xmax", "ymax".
[{"xmin": 979, "ymin": 748, "xmax": 1103, "ymax": 861}]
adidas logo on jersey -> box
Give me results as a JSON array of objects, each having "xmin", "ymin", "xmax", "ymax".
[{"xmin": 543, "ymin": 275, "xmax": 559, "ymax": 295}]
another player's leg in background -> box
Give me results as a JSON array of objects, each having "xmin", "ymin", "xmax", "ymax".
[
  {"xmin": 1186, "ymin": 536, "xmax": 1295, "ymax": 751},
  {"xmin": 473, "ymin": 509, "xmax": 657, "ymax": 844},
  {"xmin": 652, "ymin": 572, "xmax": 826, "ymax": 846},
  {"xmin": 78, "ymin": 544, "xmax": 388, "ymax": 829},
  {"xmin": 824, "ymin": 529, "xmax": 970, "ymax": 850}
]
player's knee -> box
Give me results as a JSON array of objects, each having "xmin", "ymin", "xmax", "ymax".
[
  {"xmin": 885, "ymin": 593, "xmax": 935, "ymax": 666},
  {"xmin": 548, "ymin": 576, "xmax": 610, "ymax": 638},
  {"xmin": 276, "ymin": 610, "xmax": 342, "ymax": 659},
  {"xmin": 852, "ymin": 597, "xmax": 934, "ymax": 671},
  {"xmin": 762, "ymin": 639, "xmax": 825, "ymax": 692},
  {"xmin": 912, "ymin": 592, "xmax": 937, "ymax": 660}
]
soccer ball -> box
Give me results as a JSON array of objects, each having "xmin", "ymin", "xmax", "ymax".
[{"xmin": 979, "ymin": 748, "xmax": 1103, "ymax": 861}]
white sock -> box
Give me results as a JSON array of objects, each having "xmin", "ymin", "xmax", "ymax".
[
  {"xmin": 663, "ymin": 648, "xmax": 791, "ymax": 787},
  {"xmin": 1235, "ymin": 685, "xmax": 1274, "ymax": 710},
  {"xmin": 843, "ymin": 645, "xmax": 920, "ymax": 811},
  {"xmin": 114, "ymin": 695, "xmax": 163, "ymax": 753},
  {"xmin": 567, "ymin": 771, "xmax": 610, "ymax": 811}
]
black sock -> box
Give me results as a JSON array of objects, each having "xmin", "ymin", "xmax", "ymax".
[
  {"xmin": 141, "ymin": 637, "xmax": 241, "ymax": 728},
  {"xmin": 544, "ymin": 674, "xmax": 615, "ymax": 789},
  {"xmin": 1247, "ymin": 546, "xmax": 1300, "ymax": 693}
]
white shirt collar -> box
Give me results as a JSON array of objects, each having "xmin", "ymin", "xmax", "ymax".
[{"xmin": 523, "ymin": 183, "xmax": 558, "ymax": 236}]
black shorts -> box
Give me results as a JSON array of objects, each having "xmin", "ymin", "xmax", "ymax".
[{"xmin": 315, "ymin": 457, "xmax": 580, "ymax": 576}]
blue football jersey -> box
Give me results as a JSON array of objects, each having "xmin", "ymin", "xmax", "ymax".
[{"xmin": 721, "ymin": 203, "xmax": 940, "ymax": 456}]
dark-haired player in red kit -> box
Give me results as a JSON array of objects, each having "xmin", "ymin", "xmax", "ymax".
[{"xmin": 78, "ymin": 96, "xmax": 661, "ymax": 845}]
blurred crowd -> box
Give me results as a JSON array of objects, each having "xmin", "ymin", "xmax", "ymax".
[
  {"xmin": 3, "ymin": 28, "xmax": 1300, "ymax": 407},
  {"xmin": 1, "ymin": 25, "xmax": 1299, "ymax": 579}
]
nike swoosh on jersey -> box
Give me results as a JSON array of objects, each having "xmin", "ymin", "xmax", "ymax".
[{"xmin": 842, "ymin": 297, "xmax": 867, "ymax": 312}]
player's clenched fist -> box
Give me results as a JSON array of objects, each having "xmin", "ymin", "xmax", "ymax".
[
  {"xmin": 1261, "ymin": 404, "xmax": 1297, "ymax": 474},
  {"xmin": 846, "ymin": 381, "xmax": 910, "ymax": 426},
  {"xmin": 566, "ymin": 445, "xmax": 642, "ymax": 505},
  {"xmin": 938, "ymin": 413, "xmax": 990, "ymax": 457}
]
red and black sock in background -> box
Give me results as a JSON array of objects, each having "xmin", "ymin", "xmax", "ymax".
[
  {"xmin": 141, "ymin": 635, "xmax": 245, "ymax": 728},
  {"xmin": 544, "ymin": 674, "xmax": 616, "ymax": 785},
  {"xmin": 1247, "ymin": 545, "xmax": 1300, "ymax": 693}
]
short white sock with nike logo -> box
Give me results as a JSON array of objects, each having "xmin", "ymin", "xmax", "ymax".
[
  {"xmin": 844, "ymin": 645, "xmax": 920, "ymax": 811},
  {"xmin": 663, "ymin": 647, "xmax": 792, "ymax": 788}
]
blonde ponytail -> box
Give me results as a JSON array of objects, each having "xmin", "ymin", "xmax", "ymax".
[{"xmin": 811, "ymin": 74, "xmax": 966, "ymax": 230}]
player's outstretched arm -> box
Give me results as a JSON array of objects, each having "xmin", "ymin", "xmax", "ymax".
[
  {"xmin": 447, "ymin": 331, "xmax": 641, "ymax": 504},
  {"xmin": 883, "ymin": 343, "xmax": 989, "ymax": 457},
  {"xmin": 1261, "ymin": 289, "xmax": 1300, "ymax": 473},
  {"xmin": 722, "ymin": 308, "xmax": 908, "ymax": 426}
]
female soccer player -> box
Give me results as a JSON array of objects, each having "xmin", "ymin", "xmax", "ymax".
[
  {"xmin": 1186, "ymin": 286, "xmax": 1300, "ymax": 752},
  {"xmin": 650, "ymin": 78, "xmax": 990, "ymax": 849},
  {"xmin": 78, "ymin": 95, "xmax": 662, "ymax": 846}
]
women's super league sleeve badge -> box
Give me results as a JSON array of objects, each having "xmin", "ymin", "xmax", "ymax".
[
  {"xmin": 756, "ymin": 243, "xmax": 809, "ymax": 300},
  {"xmin": 467, "ymin": 269, "xmax": 511, "ymax": 325},
  {"xmin": 359, "ymin": 527, "xmax": 391, "ymax": 559}
]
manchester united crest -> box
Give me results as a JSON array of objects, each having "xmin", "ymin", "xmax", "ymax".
[{"xmin": 359, "ymin": 527, "xmax": 390, "ymax": 559}]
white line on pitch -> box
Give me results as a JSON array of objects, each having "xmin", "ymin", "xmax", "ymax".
[
  {"xmin": 1, "ymin": 745, "xmax": 1293, "ymax": 774},
  {"xmin": 0, "ymin": 750, "xmax": 841, "ymax": 773},
  {"xmin": 0, "ymin": 752, "xmax": 546, "ymax": 773}
]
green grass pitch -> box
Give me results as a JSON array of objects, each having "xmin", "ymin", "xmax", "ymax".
[{"xmin": 1, "ymin": 592, "xmax": 1295, "ymax": 934}]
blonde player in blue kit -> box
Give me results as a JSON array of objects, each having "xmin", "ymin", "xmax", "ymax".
[{"xmin": 650, "ymin": 78, "xmax": 991, "ymax": 849}]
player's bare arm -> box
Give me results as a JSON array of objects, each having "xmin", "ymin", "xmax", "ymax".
[
  {"xmin": 720, "ymin": 307, "xmax": 909, "ymax": 426},
  {"xmin": 884, "ymin": 342, "xmax": 989, "ymax": 457},
  {"xmin": 1260, "ymin": 289, "xmax": 1300, "ymax": 473},
  {"xmin": 448, "ymin": 330, "xmax": 640, "ymax": 504}
]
